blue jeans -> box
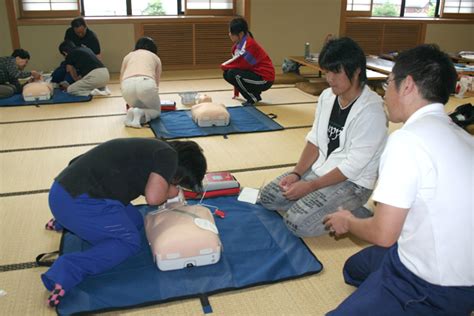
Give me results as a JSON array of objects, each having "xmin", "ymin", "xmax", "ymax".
[
  {"xmin": 328, "ymin": 245, "xmax": 474, "ymax": 316},
  {"xmin": 259, "ymin": 171, "xmax": 372, "ymax": 237},
  {"xmin": 41, "ymin": 182, "xmax": 143, "ymax": 291}
]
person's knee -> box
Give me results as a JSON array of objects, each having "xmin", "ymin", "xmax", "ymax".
[
  {"xmin": 258, "ymin": 183, "xmax": 283, "ymax": 210},
  {"xmin": 0, "ymin": 85, "xmax": 15, "ymax": 98},
  {"xmin": 284, "ymin": 206, "xmax": 327, "ymax": 237}
]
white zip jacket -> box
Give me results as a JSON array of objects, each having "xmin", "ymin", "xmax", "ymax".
[{"xmin": 306, "ymin": 85, "xmax": 388, "ymax": 189}]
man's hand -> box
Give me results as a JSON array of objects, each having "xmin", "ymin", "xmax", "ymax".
[
  {"xmin": 278, "ymin": 173, "xmax": 300, "ymax": 191},
  {"xmin": 31, "ymin": 70, "xmax": 42, "ymax": 80},
  {"xmin": 282, "ymin": 180, "xmax": 314, "ymax": 200},
  {"xmin": 323, "ymin": 207, "xmax": 354, "ymax": 237}
]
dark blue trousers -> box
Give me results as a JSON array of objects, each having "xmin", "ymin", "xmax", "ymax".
[
  {"xmin": 51, "ymin": 61, "xmax": 75, "ymax": 84},
  {"xmin": 328, "ymin": 245, "xmax": 474, "ymax": 316},
  {"xmin": 41, "ymin": 182, "xmax": 143, "ymax": 291}
]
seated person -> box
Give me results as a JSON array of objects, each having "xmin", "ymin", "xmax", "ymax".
[
  {"xmin": 324, "ymin": 44, "xmax": 474, "ymax": 316},
  {"xmin": 58, "ymin": 40, "xmax": 109, "ymax": 96},
  {"xmin": 120, "ymin": 37, "xmax": 162, "ymax": 128},
  {"xmin": 221, "ymin": 17, "xmax": 274, "ymax": 106},
  {"xmin": 52, "ymin": 17, "xmax": 101, "ymax": 85},
  {"xmin": 0, "ymin": 49, "xmax": 41, "ymax": 98},
  {"xmin": 259, "ymin": 37, "xmax": 388, "ymax": 237}
]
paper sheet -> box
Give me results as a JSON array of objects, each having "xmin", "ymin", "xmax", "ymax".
[{"xmin": 237, "ymin": 187, "xmax": 260, "ymax": 204}]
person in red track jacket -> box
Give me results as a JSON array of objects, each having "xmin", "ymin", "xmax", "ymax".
[{"xmin": 221, "ymin": 17, "xmax": 275, "ymax": 106}]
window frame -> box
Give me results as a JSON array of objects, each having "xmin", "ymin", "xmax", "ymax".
[
  {"xmin": 343, "ymin": 0, "xmax": 474, "ymax": 19},
  {"xmin": 184, "ymin": 0, "xmax": 236, "ymax": 16},
  {"xmin": 19, "ymin": 0, "xmax": 81, "ymax": 18}
]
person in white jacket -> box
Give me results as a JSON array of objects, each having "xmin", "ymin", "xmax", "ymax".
[{"xmin": 259, "ymin": 37, "xmax": 387, "ymax": 237}]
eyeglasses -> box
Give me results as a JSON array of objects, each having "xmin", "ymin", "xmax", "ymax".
[{"xmin": 382, "ymin": 77, "xmax": 395, "ymax": 91}]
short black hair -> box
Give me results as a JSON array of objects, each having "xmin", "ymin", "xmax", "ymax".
[
  {"xmin": 11, "ymin": 48, "xmax": 30, "ymax": 60},
  {"xmin": 167, "ymin": 140, "xmax": 207, "ymax": 192},
  {"xmin": 71, "ymin": 17, "xmax": 87, "ymax": 28},
  {"xmin": 392, "ymin": 44, "xmax": 457, "ymax": 105},
  {"xmin": 319, "ymin": 37, "xmax": 367, "ymax": 87},
  {"xmin": 135, "ymin": 37, "xmax": 158, "ymax": 54},
  {"xmin": 58, "ymin": 40, "xmax": 76, "ymax": 56}
]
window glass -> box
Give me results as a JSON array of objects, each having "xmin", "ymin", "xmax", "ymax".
[
  {"xmin": 82, "ymin": 0, "xmax": 127, "ymax": 15},
  {"xmin": 372, "ymin": 0, "xmax": 402, "ymax": 17},
  {"xmin": 443, "ymin": 0, "xmax": 474, "ymax": 13},
  {"xmin": 347, "ymin": 0, "xmax": 371, "ymax": 11},
  {"xmin": 404, "ymin": 0, "xmax": 436, "ymax": 17},
  {"xmin": 132, "ymin": 0, "xmax": 179, "ymax": 15}
]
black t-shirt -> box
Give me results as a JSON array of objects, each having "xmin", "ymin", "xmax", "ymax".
[
  {"xmin": 55, "ymin": 138, "xmax": 178, "ymax": 205},
  {"xmin": 65, "ymin": 47, "xmax": 104, "ymax": 76},
  {"xmin": 327, "ymin": 97, "xmax": 356, "ymax": 157},
  {"xmin": 64, "ymin": 27, "xmax": 101, "ymax": 55}
]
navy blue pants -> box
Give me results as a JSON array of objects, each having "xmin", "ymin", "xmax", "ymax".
[
  {"xmin": 41, "ymin": 182, "xmax": 143, "ymax": 292},
  {"xmin": 328, "ymin": 245, "xmax": 474, "ymax": 315},
  {"xmin": 51, "ymin": 61, "xmax": 75, "ymax": 84}
]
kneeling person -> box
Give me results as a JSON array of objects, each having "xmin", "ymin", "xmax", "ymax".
[
  {"xmin": 58, "ymin": 40, "xmax": 109, "ymax": 96},
  {"xmin": 42, "ymin": 138, "xmax": 207, "ymax": 307}
]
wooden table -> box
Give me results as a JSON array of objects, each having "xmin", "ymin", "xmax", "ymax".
[{"xmin": 288, "ymin": 56, "xmax": 388, "ymax": 81}]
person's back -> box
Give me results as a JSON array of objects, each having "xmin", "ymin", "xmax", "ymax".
[
  {"xmin": 66, "ymin": 46, "xmax": 104, "ymax": 77},
  {"xmin": 121, "ymin": 49, "xmax": 161, "ymax": 83},
  {"xmin": 394, "ymin": 105, "xmax": 474, "ymax": 286}
]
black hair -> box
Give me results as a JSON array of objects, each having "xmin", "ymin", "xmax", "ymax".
[
  {"xmin": 318, "ymin": 37, "xmax": 367, "ymax": 87},
  {"xmin": 134, "ymin": 36, "xmax": 158, "ymax": 54},
  {"xmin": 71, "ymin": 17, "xmax": 87, "ymax": 28},
  {"xmin": 11, "ymin": 48, "xmax": 30, "ymax": 60},
  {"xmin": 58, "ymin": 40, "xmax": 76, "ymax": 56},
  {"xmin": 392, "ymin": 44, "xmax": 457, "ymax": 104},
  {"xmin": 167, "ymin": 140, "xmax": 207, "ymax": 192},
  {"xmin": 229, "ymin": 17, "xmax": 253, "ymax": 38}
]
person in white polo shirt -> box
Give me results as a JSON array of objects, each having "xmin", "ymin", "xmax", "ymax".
[{"xmin": 324, "ymin": 44, "xmax": 474, "ymax": 315}]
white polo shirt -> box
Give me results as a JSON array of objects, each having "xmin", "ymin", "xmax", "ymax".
[{"xmin": 372, "ymin": 103, "xmax": 474, "ymax": 286}]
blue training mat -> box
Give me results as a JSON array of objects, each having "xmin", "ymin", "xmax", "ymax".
[
  {"xmin": 56, "ymin": 196, "xmax": 323, "ymax": 315},
  {"xmin": 0, "ymin": 89, "xmax": 92, "ymax": 107},
  {"xmin": 149, "ymin": 106, "xmax": 284, "ymax": 139}
]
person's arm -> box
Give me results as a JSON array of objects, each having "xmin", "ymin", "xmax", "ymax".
[
  {"xmin": 66, "ymin": 65, "xmax": 80, "ymax": 81},
  {"xmin": 323, "ymin": 202, "xmax": 408, "ymax": 247},
  {"xmin": 144, "ymin": 172, "xmax": 170, "ymax": 206}
]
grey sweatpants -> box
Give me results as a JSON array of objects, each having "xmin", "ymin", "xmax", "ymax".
[
  {"xmin": 67, "ymin": 67, "xmax": 110, "ymax": 96},
  {"xmin": 0, "ymin": 83, "xmax": 16, "ymax": 99},
  {"xmin": 259, "ymin": 171, "xmax": 373, "ymax": 237}
]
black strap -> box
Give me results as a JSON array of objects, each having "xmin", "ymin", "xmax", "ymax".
[
  {"xmin": 200, "ymin": 294, "xmax": 213, "ymax": 314},
  {"xmin": 36, "ymin": 251, "xmax": 59, "ymax": 267}
]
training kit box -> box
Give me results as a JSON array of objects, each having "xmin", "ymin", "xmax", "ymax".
[
  {"xmin": 161, "ymin": 100, "xmax": 176, "ymax": 111},
  {"xmin": 184, "ymin": 171, "xmax": 240, "ymax": 199},
  {"xmin": 144, "ymin": 196, "xmax": 222, "ymax": 271}
]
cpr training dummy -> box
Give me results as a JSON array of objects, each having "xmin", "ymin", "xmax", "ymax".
[
  {"xmin": 191, "ymin": 94, "xmax": 230, "ymax": 127},
  {"xmin": 22, "ymin": 78, "xmax": 54, "ymax": 101},
  {"xmin": 144, "ymin": 188, "xmax": 222, "ymax": 271}
]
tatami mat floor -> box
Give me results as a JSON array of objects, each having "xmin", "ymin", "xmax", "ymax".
[{"xmin": 0, "ymin": 68, "xmax": 472, "ymax": 316}]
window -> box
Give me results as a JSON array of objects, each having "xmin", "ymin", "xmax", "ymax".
[
  {"xmin": 80, "ymin": 0, "xmax": 235, "ymax": 16},
  {"xmin": 345, "ymin": 0, "xmax": 474, "ymax": 18},
  {"xmin": 81, "ymin": 0, "xmax": 181, "ymax": 16},
  {"xmin": 20, "ymin": 0, "xmax": 80, "ymax": 18},
  {"xmin": 185, "ymin": 0, "xmax": 235, "ymax": 15}
]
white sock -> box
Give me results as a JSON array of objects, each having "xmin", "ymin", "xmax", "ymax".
[{"xmin": 124, "ymin": 108, "xmax": 135, "ymax": 126}]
